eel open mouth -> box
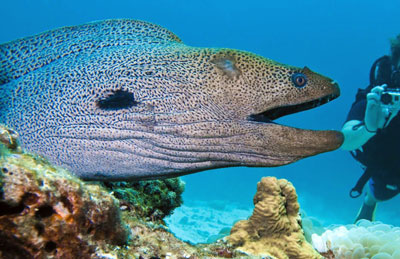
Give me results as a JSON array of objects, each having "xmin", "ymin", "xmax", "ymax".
[{"xmin": 248, "ymin": 92, "xmax": 338, "ymax": 123}]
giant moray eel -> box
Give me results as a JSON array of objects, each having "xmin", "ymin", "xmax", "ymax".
[{"xmin": 0, "ymin": 19, "xmax": 343, "ymax": 180}]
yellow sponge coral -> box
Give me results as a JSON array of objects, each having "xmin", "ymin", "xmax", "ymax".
[
  {"xmin": 226, "ymin": 177, "xmax": 321, "ymax": 259},
  {"xmin": 312, "ymin": 220, "xmax": 400, "ymax": 259}
]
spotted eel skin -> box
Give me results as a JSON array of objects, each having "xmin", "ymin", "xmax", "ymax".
[{"xmin": 0, "ymin": 19, "xmax": 343, "ymax": 180}]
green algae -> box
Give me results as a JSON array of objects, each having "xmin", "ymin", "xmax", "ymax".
[{"xmin": 103, "ymin": 177, "xmax": 185, "ymax": 221}]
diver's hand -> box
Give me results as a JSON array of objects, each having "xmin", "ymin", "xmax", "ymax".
[{"xmin": 364, "ymin": 85, "xmax": 389, "ymax": 132}]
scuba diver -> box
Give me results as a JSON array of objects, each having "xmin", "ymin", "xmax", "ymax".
[{"xmin": 342, "ymin": 34, "xmax": 400, "ymax": 222}]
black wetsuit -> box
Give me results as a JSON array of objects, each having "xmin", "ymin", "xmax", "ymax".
[
  {"xmin": 347, "ymin": 99, "xmax": 400, "ymax": 200},
  {"xmin": 346, "ymin": 55, "xmax": 400, "ymax": 200}
]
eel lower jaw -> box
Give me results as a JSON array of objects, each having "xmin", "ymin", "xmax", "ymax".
[{"xmin": 245, "ymin": 91, "xmax": 344, "ymax": 158}]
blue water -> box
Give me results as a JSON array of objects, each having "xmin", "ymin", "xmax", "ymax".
[{"xmin": 2, "ymin": 0, "xmax": 400, "ymax": 241}]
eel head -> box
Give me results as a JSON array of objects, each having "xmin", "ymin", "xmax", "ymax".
[{"xmin": 188, "ymin": 49, "xmax": 344, "ymax": 169}]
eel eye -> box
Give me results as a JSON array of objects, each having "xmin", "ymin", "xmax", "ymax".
[
  {"xmin": 291, "ymin": 73, "xmax": 308, "ymax": 88},
  {"xmin": 96, "ymin": 89, "xmax": 138, "ymax": 110}
]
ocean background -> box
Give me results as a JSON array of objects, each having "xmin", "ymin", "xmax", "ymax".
[{"xmin": 1, "ymin": 0, "xmax": 400, "ymax": 244}]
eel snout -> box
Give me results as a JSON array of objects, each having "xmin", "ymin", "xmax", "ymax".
[
  {"xmin": 243, "ymin": 70, "xmax": 343, "ymax": 166},
  {"xmin": 249, "ymin": 70, "xmax": 341, "ymax": 123}
]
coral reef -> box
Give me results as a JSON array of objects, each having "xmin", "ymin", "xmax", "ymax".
[
  {"xmin": 226, "ymin": 177, "xmax": 322, "ymax": 259},
  {"xmin": 0, "ymin": 127, "xmax": 129, "ymax": 259},
  {"xmin": 312, "ymin": 219, "xmax": 400, "ymax": 259},
  {"xmin": 103, "ymin": 178, "xmax": 185, "ymax": 221},
  {"xmin": 0, "ymin": 126, "xmax": 19, "ymax": 151}
]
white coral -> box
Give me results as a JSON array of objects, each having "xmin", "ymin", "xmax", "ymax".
[{"xmin": 312, "ymin": 220, "xmax": 400, "ymax": 259}]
